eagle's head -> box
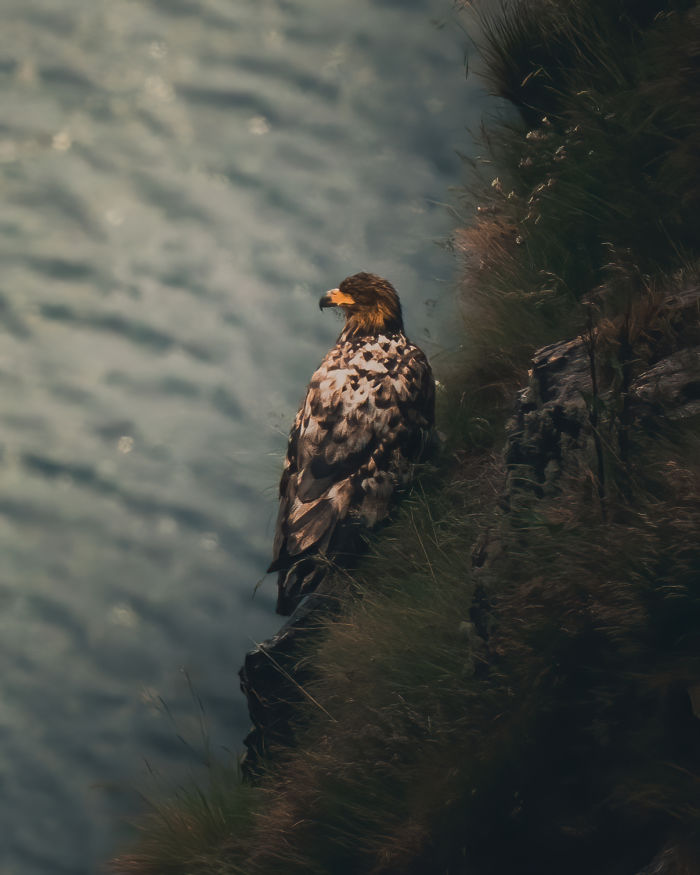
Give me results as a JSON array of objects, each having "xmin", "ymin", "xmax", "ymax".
[{"xmin": 319, "ymin": 272, "xmax": 404, "ymax": 337}]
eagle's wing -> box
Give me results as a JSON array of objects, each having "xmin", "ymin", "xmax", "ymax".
[{"xmin": 269, "ymin": 335, "xmax": 434, "ymax": 613}]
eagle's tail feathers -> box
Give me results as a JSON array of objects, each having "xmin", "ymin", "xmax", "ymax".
[{"xmin": 275, "ymin": 558, "xmax": 326, "ymax": 616}]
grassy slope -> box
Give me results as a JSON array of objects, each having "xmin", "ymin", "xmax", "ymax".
[{"xmin": 112, "ymin": 1, "xmax": 700, "ymax": 872}]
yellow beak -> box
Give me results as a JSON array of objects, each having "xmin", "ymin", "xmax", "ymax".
[{"xmin": 319, "ymin": 288, "xmax": 356, "ymax": 310}]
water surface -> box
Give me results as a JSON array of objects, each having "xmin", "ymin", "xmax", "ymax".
[{"xmin": 0, "ymin": 0, "xmax": 489, "ymax": 870}]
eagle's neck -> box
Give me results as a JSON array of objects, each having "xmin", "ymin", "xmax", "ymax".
[{"xmin": 339, "ymin": 311, "xmax": 404, "ymax": 341}]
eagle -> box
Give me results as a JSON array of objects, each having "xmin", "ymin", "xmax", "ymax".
[{"xmin": 268, "ymin": 272, "xmax": 435, "ymax": 616}]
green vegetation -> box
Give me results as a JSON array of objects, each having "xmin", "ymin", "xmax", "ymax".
[
  {"xmin": 121, "ymin": 760, "xmax": 258, "ymax": 874},
  {"xmin": 112, "ymin": 1, "xmax": 700, "ymax": 872}
]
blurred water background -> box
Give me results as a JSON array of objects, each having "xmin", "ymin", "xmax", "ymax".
[{"xmin": 0, "ymin": 0, "xmax": 490, "ymax": 870}]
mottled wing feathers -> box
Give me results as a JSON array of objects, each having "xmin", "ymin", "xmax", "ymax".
[{"xmin": 269, "ymin": 331, "xmax": 434, "ymax": 614}]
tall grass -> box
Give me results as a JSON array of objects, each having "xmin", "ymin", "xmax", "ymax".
[
  {"xmin": 113, "ymin": 761, "xmax": 257, "ymax": 875},
  {"xmin": 458, "ymin": 0, "xmax": 700, "ymax": 380}
]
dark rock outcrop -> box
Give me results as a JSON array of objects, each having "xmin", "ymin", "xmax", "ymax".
[
  {"xmin": 239, "ymin": 593, "xmax": 335, "ymax": 778},
  {"xmin": 505, "ymin": 287, "xmax": 700, "ymax": 502},
  {"xmin": 506, "ymin": 335, "xmax": 592, "ymax": 498}
]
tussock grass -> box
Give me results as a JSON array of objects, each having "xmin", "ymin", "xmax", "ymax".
[
  {"xmin": 112, "ymin": 759, "xmax": 257, "ymax": 874},
  {"xmin": 459, "ymin": 0, "xmax": 700, "ymax": 373},
  {"xmin": 112, "ymin": 0, "xmax": 700, "ymax": 872},
  {"xmin": 111, "ymin": 675, "xmax": 258, "ymax": 874},
  {"xmin": 111, "ymin": 682, "xmax": 261, "ymax": 875}
]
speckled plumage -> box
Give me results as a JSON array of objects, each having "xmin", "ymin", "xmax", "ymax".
[{"xmin": 269, "ymin": 273, "xmax": 434, "ymax": 615}]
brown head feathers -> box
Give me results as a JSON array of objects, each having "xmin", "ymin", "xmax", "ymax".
[{"xmin": 319, "ymin": 272, "xmax": 404, "ymax": 337}]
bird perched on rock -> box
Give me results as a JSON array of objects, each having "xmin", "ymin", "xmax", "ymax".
[{"xmin": 268, "ymin": 272, "xmax": 435, "ymax": 615}]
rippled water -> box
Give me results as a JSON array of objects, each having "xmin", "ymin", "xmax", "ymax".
[{"xmin": 0, "ymin": 1, "xmax": 489, "ymax": 870}]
